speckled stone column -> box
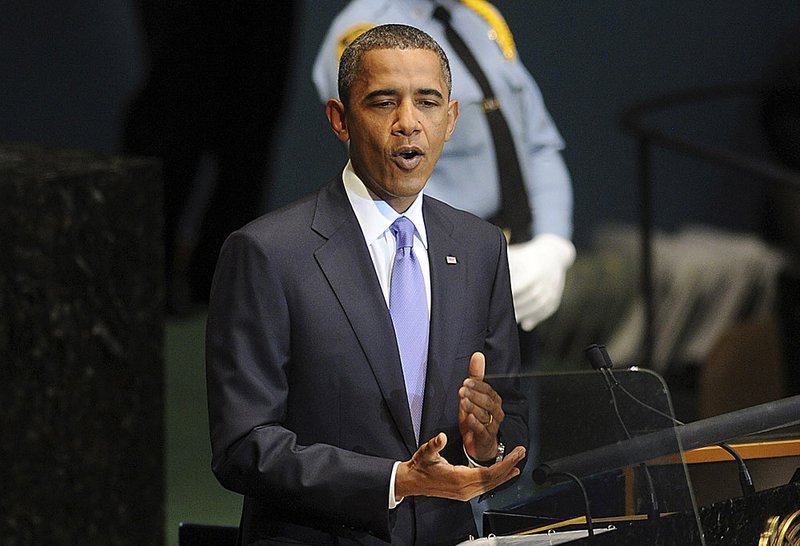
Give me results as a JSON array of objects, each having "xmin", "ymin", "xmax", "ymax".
[{"xmin": 0, "ymin": 143, "xmax": 165, "ymax": 545}]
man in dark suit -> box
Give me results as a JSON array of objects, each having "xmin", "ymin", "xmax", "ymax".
[{"xmin": 206, "ymin": 24, "xmax": 528, "ymax": 545}]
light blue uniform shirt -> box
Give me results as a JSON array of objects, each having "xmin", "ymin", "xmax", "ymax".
[{"xmin": 313, "ymin": 0, "xmax": 573, "ymax": 239}]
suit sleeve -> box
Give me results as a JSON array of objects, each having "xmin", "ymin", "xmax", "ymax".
[
  {"xmin": 205, "ymin": 230, "xmax": 396, "ymax": 540},
  {"xmin": 484, "ymin": 227, "xmax": 530, "ymax": 466}
]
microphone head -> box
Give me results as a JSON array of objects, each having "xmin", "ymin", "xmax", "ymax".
[{"xmin": 584, "ymin": 344, "xmax": 613, "ymax": 370}]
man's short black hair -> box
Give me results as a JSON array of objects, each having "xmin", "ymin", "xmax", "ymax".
[{"xmin": 337, "ymin": 23, "xmax": 452, "ymax": 105}]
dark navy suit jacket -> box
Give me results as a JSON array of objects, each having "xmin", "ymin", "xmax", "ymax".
[{"xmin": 206, "ymin": 177, "xmax": 528, "ymax": 545}]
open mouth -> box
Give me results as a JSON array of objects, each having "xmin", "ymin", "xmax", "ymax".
[{"xmin": 393, "ymin": 147, "xmax": 424, "ymax": 169}]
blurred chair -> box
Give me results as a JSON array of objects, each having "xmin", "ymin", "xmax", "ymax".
[{"xmin": 178, "ymin": 522, "xmax": 238, "ymax": 546}]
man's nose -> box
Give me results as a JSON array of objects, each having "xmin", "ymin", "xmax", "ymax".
[{"xmin": 394, "ymin": 101, "xmax": 420, "ymax": 136}]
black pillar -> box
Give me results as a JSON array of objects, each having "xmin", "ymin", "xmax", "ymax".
[{"xmin": 0, "ymin": 143, "xmax": 165, "ymax": 545}]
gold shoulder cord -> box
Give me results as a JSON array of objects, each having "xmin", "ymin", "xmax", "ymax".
[
  {"xmin": 459, "ymin": 0, "xmax": 517, "ymax": 60},
  {"xmin": 336, "ymin": 22, "xmax": 377, "ymax": 61}
]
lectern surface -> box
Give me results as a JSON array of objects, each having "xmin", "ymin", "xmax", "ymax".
[{"xmin": 456, "ymin": 527, "xmax": 614, "ymax": 545}]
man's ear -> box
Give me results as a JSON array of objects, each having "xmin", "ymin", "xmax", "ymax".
[
  {"xmin": 445, "ymin": 99, "xmax": 459, "ymax": 142},
  {"xmin": 326, "ymin": 99, "xmax": 350, "ymax": 142}
]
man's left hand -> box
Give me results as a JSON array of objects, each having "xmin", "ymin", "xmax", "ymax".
[{"xmin": 458, "ymin": 352, "xmax": 504, "ymax": 462}]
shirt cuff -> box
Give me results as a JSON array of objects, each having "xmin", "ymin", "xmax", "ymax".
[
  {"xmin": 389, "ymin": 461, "xmax": 403, "ymax": 509},
  {"xmin": 464, "ymin": 446, "xmax": 480, "ymax": 468}
]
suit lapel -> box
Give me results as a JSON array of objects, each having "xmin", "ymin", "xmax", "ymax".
[
  {"xmin": 419, "ymin": 199, "xmax": 469, "ymax": 443},
  {"xmin": 311, "ymin": 181, "xmax": 418, "ymax": 454}
]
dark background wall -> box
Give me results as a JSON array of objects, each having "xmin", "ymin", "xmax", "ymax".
[{"xmin": 3, "ymin": 1, "xmax": 800, "ymax": 247}]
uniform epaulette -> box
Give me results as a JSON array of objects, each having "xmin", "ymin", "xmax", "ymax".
[
  {"xmin": 336, "ymin": 22, "xmax": 377, "ymax": 61},
  {"xmin": 460, "ymin": 0, "xmax": 517, "ymax": 60}
]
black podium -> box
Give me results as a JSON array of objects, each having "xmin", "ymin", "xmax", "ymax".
[{"xmin": 477, "ymin": 370, "xmax": 800, "ymax": 545}]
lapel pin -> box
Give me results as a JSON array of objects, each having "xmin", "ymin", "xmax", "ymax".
[{"xmin": 446, "ymin": 255, "xmax": 457, "ymax": 265}]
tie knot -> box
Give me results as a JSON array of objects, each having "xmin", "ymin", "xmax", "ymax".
[{"xmin": 390, "ymin": 216, "xmax": 416, "ymax": 250}]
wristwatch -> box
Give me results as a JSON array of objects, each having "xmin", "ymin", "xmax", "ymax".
[{"xmin": 494, "ymin": 440, "xmax": 506, "ymax": 464}]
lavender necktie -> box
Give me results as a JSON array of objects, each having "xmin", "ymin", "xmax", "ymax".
[{"xmin": 389, "ymin": 216, "xmax": 429, "ymax": 442}]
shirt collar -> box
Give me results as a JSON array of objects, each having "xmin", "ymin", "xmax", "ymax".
[{"xmin": 342, "ymin": 160, "xmax": 428, "ymax": 248}]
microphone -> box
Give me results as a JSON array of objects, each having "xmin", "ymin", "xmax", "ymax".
[
  {"xmin": 584, "ymin": 344, "xmax": 660, "ymax": 519},
  {"xmin": 583, "ymin": 344, "xmax": 755, "ymax": 497}
]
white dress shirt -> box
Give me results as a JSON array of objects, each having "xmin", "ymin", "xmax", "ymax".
[{"xmin": 342, "ymin": 161, "xmax": 431, "ymax": 314}]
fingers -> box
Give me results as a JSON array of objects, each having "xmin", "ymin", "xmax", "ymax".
[
  {"xmin": 417, "ymin": 432, "xmax": 447, "ymax": 461},
  {"xmin": 461, "ymin": 353, "xmax": 496, "ymax": 427},
  {"xmin": 459, "ymin": 392, "xmax": 503, "ymax": 461},
  {"xmin": 462, "ymin": 352, "xmax": 498, "ymax": 410},
  {"xmin": 467, "ymin": 445, "xmax": 527, "ymax": 497},
  {"xmin": 491, "ymin": 446, "xmax": 526, "ymax": 474},
  {"xmin": 460, "ymin": 395, "xmax": 501, "ymax": 430},
  {"xmin": 459, "ymin": 351, "xmax": 512, "ymax": 460},
  {"xmin": 498, "ymin": 447, "xmax": 526, "ymax": 475},
  {"xmin": 459, "ymin": 352, "xmax": 503, "ymax": 452},
  {"xmin": 398, "ymin": 441, "xmax": 526, "ymax": 501},
  {"xmin": 468, "ymin": 351, "xmax": 485, "ymax": 381},
  {"xmin": 460, "ymin": 379, "xmax": 503, "ymax": 429}
]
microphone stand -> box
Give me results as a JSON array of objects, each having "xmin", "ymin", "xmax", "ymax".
[
  {"xmin": 584, "ymin": 344, "xmax": 661, "ymax": 520},
  {"xmin": 584, "ymin": 344, "xmax": 755, "ymax": 497}
]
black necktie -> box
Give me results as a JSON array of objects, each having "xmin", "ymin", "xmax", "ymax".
[{"xmin": 433, "ymin": 5, "xmax": 532, "ymax": 243}]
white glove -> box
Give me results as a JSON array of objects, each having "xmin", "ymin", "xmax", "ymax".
[{"xmin": 507, "ymin": 233, "xmax": 576, "ymax": 331}]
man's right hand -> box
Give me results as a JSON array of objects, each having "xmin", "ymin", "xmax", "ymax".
[{"xmin": 394, "ymin": 432, "xmax": 525, "ymax": 502}]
